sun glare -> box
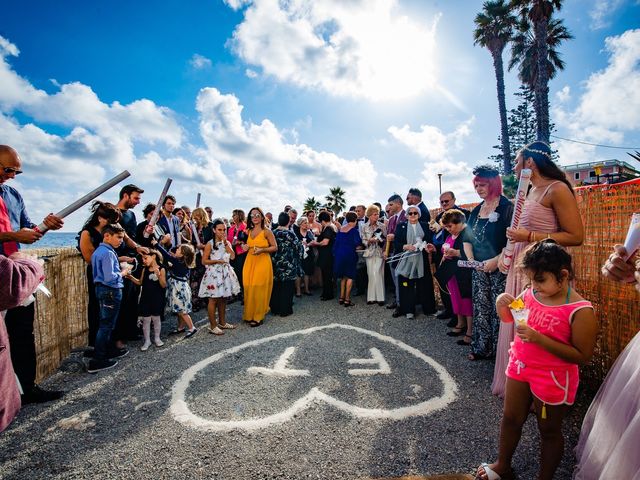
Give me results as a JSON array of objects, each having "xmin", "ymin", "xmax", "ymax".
[{"xmin": 347, "ymin": 7, "xmax": 440, "ymax": 101}]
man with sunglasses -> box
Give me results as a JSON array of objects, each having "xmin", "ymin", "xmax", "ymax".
[
  {"xmin": 405, "ymin": 187, "xmax": 431, "ymax": 223},
  {"xmin": 0, "ymin": 145, "xmax": 65, "ymax": 404},
  {"xmin": 432, "ymin": 191, "xmax": 470, "ymax": 323}
]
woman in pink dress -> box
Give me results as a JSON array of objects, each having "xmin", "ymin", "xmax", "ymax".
[{"xmin": 491, "ymin": 141, "xmax": 584, "ymax": 398}]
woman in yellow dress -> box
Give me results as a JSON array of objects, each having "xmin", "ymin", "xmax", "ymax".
[{"xmin": 242, "ymin": 207, "xmax": 278, "ymax": 326}]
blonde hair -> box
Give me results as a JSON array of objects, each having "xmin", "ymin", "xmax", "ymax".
[
  {"xmin": 191, "ymin": 207, "xmax": 209, "ymax": 227},
  {"xmin": 365, "ymin": 204, "xmax": 380, "ymax": 217}
]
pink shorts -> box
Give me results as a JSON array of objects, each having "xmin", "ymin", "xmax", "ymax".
[{"xmin": 505, "ymin": 355, "xmax": 579, "ymax": 405}]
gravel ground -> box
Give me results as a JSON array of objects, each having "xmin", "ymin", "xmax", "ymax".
[{"xmin": 0, "ymin": 293, "xmax": 593, "ymax": 479}]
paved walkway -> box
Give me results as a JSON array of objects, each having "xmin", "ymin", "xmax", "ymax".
[{"xmin": 0, "ymin": 295, "xmax": 591, "ymax": 479}]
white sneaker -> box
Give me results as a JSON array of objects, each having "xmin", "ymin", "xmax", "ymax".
[
  {"xmin": 154, "ymin": 339, "xmax": 164, "ymax": 347},
  {"xmin": 406, "ymin": 313, "xmax": 415, "ymax": 319},
  {"xmin": 140, "ymin": 341, "xmax": 152, "ymax": 351}
]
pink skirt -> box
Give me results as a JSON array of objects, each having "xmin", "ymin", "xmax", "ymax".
[{"xmin": 447, "ymin": 277, "xmax": 472, "ymax": 316}]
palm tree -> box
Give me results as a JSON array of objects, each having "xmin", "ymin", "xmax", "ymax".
[
  {"xmin": 510, "ymin": 0, "xmax": 564, "ymax": 143},
  {"xmin": 474, "ymin": 0, "xmax": 517, "ymax": 174},
  {"xmin": 508, "ymin": 16, "xmax": 573, "ymax": 97},
  {"xmin": 303, "ymin": 196, "xmax": 322, "ymax": 212},
  {"xmin": 325, "ymin": 187, "xmax": 347, "ymax": 216}
]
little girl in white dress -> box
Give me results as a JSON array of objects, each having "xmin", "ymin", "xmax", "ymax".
[{"xmin": 199, "ymin": 219, "xmax": 241, "ymax": 335}]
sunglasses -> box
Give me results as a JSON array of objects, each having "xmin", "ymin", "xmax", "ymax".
[
  {"xmin": 440, "ymin": 199, "xmax": 451, "ymax": 204},
  {"xmin": 250, "ymin": 213, "xmax": 262, "ymax": 218},
  {"xmin": 2, "ymin": 166, "xmax": 22, "ymax": 175},
  {"xmin": 407, "ymin": 212, "xmax": 419, "ymax": 216}
]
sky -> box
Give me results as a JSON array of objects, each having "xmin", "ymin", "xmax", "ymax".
[{"xmin": 1, "ymin": 0, "xmax": 639, "ymax": 231}]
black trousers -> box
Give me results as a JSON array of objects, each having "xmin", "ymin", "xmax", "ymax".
[
  {"xmin": 319, "ymin": 260, "xmax": 334, "ymax": 299},
  {"xmin": 440, "ymin": 286, "xmax": 454, "ymax": 316},
  {"xmin": 270, "ymin": 280, "xmax": 295, "ymax": 315},
  {"xmin": 5, "ymin": 303, "xmax": 37, "ymax": 392},
  {"xmin": 232, "ymin": 252, "xmax": 247, "ymax": 295},
  {"xmin": 113, "ymin": 278, "xmax": 139, "ymax": 343},
  {"xmin": 398, "ymin": 274, "xmax": 436, "ymax": 315}
]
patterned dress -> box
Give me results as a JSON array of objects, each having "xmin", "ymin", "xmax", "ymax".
[{"xmin": 198, "ymin": 240, "xmax": 241, "ymax": 299}]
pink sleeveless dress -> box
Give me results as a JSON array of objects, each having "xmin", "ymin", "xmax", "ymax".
[{"xmin": 491, "ymin": 182, "xmax": 560, "ymax": 397}]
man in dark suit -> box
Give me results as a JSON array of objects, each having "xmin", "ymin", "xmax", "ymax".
[
  {"xmin": 406, "ymin": 187, "xmax": 431, "ymax": 223},
  {"xmin": 432, "ymin": 191, "xmax": 471, "ymax": 323},
  {"xmin": 385, "ymin": 194, "xmax": 406, "ymax": 311}
]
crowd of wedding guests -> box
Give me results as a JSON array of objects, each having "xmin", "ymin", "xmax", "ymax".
[
  {"xmin": 50, "ymin": 140, "xmax": 587, "ymax": 376},
  {"xmin": 3, "ymin": 140, "xmax": 640, "ymax": 479}
]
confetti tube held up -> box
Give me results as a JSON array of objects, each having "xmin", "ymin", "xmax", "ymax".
[
  {"xmin": 36, "ymin": 170, "xmax": 131, "ymax": 233},
  {"xmin": 502, "ymin": 168, "xmax": 532, "ymax": 270},
  {"xmin": 623, "ymin": 213, "xmax": 640, "ymax": 260},
  {"xmin": 144, "ymin": 178, "xmax": 173, "ymax": 238},
  {"xmin": 196, "ymin": 193, "xmax": 201, "ymax": 209}
]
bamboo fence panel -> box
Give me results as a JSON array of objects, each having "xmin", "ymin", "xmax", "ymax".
[{"xmin": 28, "ymin": 247, "xmax": 88, "ymax": 382}]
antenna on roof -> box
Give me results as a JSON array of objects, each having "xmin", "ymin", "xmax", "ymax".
[{"xmin": 628, "ymin": 151, "xmax": 640, "ymax": 163}]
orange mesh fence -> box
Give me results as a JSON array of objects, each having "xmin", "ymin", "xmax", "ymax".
[{"xmin": 571, "ymin": 179, "xmax": 640, "ymax": 389}]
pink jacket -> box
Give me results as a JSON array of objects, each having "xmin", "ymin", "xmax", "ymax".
[{"xmin": 0, "ymin": 255, "xmax": 44, "ymax": 432}]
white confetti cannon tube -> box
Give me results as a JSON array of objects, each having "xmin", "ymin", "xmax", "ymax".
[
  {"xmin": 502, "ymin": 168, "xmax": 532, "ymax": 270},
  {"xmin": 623, "ymin": 213, "xmax": 640, "ymax": 260},
  {"xmin": 457, "ymin": 260, "xmax": 486, "ymax": 269},
  {"xmin": 196, "ymin": 193, "xmax": 201, "ymax": 208},
  {"xmin": 143, "ymin": 178, "xmax": 173, "ymax": 238},
  {"xmin": 36, "ymin": 170, "xmax": 131, "ymax": 233},
  {"xmin": 189, "ymin": 221, "xmax": 201, "ymax": 246}
]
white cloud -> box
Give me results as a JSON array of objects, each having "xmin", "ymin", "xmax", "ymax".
[
  {"xmin": 555, "ymin": 85, "xmax": 571, "ymax": 103},
  {"xmin": 196, "ymin": 87, "xmax": 376, "ymax": 208},
  {"xmin": 589, "ymin": 0, "xmax": 625, "ymax": 30},
  {"xmin": 245, "ymin": 68, "xmax": 258, "ymax": 79},
  {"xmin": 553, "ymin": 29, "xmax": 640, "ymax": 164},
  {"xmin": 387, "ymin": 118, "xmax": 476, "ymax": 204},
  {"xmin": 224, "ymin": 0, "xmax": 439, "ymax": 101},
  {"xmin": 189, "ymin": 53, "xmax": 213, "ymax": 70}
]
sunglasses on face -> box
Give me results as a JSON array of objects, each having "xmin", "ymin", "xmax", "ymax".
[
  {"xmin": 407, "ymin": 212, "xmax": 419, "ymax": 216},
  {"xmin": 2, "ymin": 166, "xmax": 22, "ymax": 175},
  {"xmin": 440, "ymin": 199, "xmax": 451, "ymax": 204},
  {"xmin": 250, "ymin": 213, "xmax": 262, "ymax": 218}
]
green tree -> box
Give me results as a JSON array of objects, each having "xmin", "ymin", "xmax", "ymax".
[
  {"xmin": 490, "ymin": 84, "xmax": 558, "ymax": 170},
  {"xmin": 501, "ymin": 173, "xmax": 519, "ymax": 199},
  {"xmin": 490, "ymin": 85, "xmax": 536, "ymax": 171},
  {"xmin": 325, "ymin": 186, "xmax": 347, "ymax": 216},
  {"xmin": 509, "ymin": 0, "xmax": 568, "ymax": 143},
  {"xmin": 474, "ymin": 0, "xmax": 517, "ymax": 174},
  {"xmin": 303, "ymin": 196, "xmax": 322, "ymax": 212}
]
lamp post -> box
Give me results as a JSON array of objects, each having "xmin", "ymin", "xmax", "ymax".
[{"xmin": 437, "ymin": 173, "xmax": 443, "ymax": 195}]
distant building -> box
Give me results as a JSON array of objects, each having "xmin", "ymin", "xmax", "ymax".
[{"xmin": 561, "ymin": 159, "xmax": 640, "ymax": 187}]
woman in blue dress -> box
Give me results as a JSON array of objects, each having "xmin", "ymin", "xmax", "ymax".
[{"xmin": 333, "ymin": 211, "xmax": 362, "ymax": 307}]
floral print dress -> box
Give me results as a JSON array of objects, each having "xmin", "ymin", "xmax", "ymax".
[{"xmin": 198, "ymin": 240, "xmax": 241, "ymax": 299}]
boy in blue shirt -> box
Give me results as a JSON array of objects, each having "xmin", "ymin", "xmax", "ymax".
[{"xmin": 88, "ymin": 224, "xmax": 127, "ymax": 373}]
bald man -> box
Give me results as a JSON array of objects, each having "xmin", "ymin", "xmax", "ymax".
[{"xmin": 0, "ymin": 145, "xmax": 64, "ymax": 404}]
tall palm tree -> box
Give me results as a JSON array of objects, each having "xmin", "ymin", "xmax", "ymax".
[
  {"xmin": 325, "ymin": 187, "xmax": 346, "ymax": 216},
  {"xmin": 510, "ymin": 0, "xmax": 564, "ymax": 143},
  {"xmin": 508, "ymin": 16, "xmax": 572, "ymax": 95},
  {"xmin": 303, "ymin": 196, "xmax": 321, "ymax": 213},
  {"xmin": 474, "ymin": 0, "xmax": 517, "ymax": 173}
]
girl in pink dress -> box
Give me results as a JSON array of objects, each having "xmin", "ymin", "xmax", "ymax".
[
  {"xmin": 492, "ymin": 141, "xmax": 584, "ymax": 398},
  {"xmin": 476, "ymin": 241, "xmax": 597, "ymax": 480}
]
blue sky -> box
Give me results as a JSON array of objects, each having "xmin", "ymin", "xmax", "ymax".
[{"xmin": 1, "ymin": 0, "xmax": 639, "ymax": 231}]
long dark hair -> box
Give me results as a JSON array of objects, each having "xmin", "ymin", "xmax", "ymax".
[
  {"xmin": 83, "ymin": 201, "xmax": 121, "ymax": 230},
  {"xmin": 246, "ymin": 207, "xmax": 266, "ymax": 230},
  {"xmin": 519, "ymin": 141, "xmax": 574, "ymax": 194}
]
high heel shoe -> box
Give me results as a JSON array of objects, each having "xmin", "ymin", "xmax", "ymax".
[{"xmin": 446, "ymin": 327, "xmax": 465, "ymax": 337}]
